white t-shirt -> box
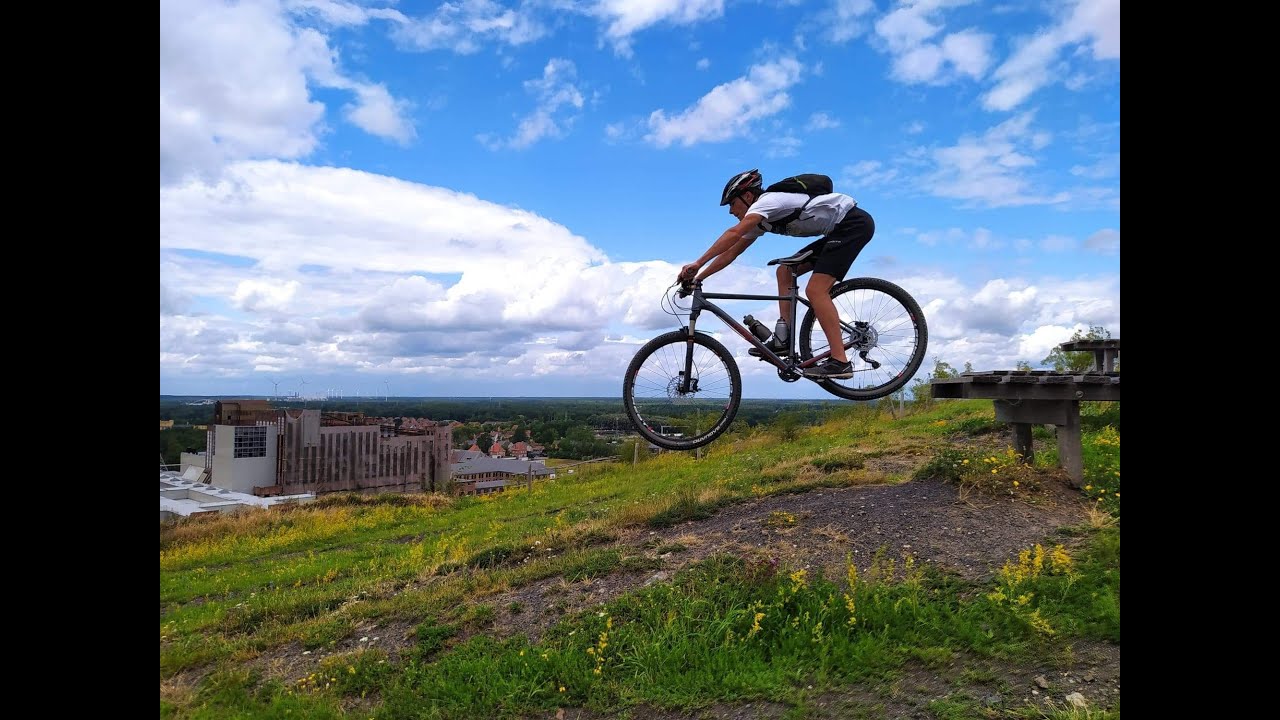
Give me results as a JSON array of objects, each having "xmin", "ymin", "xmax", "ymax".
[{"xmin": 743, "ymin": 192, "xmax": 857, "ymax": 239}]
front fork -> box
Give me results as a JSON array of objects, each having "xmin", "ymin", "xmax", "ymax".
[{"xmin": 679, "ymin": 295, "xmax": 705, "ymax": 393}]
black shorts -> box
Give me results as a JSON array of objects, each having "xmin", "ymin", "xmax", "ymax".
[{"xmin": 795, "ymin": 206, "xmax": 874, "ymax": 280}]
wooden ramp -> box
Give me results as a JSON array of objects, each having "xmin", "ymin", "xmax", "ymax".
[{"xmin": 930, "ymin": 341, "xmax": 1120, "ymax": 486}]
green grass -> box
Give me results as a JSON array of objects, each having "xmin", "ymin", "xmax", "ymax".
[
  {"xmin": 169, "ymin": 531, "xmax": 1118, "ymax": 718},
  {"xmin": 1038, "ymin": 423, "xmax": 1121, "ymax": 516},
  {"xmin": 161, "ymin": 399, "xmax": 1120, "ymax": 718}
]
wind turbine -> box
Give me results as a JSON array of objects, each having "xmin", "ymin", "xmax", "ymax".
[
  {"xmin": 269, "ymin": 380, "xmax": 280, "ymax": 400},
  {"xmin": 384, "ymin": 379, "xmax": 390, "ymax": 402}
]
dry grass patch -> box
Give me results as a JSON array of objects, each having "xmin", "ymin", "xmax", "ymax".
[{"xmin": 811, "ymin": 524, "xmax": 850, "ymax": 543}]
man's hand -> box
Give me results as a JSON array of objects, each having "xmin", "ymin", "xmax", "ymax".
[{"xmin": 678, "ymin": 262, "xmax": 701, "ymax": 282}]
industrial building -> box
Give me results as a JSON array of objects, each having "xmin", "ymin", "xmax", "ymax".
[{"xmin": 197, "ymin": 400, "xmax": 453, "ymax": 496}]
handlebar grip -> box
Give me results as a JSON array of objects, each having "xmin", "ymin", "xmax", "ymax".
[{"xmin": 677, "ymin": 279, "xmax": 697, "ymax": 298}]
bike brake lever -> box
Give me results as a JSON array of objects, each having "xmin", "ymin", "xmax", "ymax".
[{"xmin": 676, "ymin": 279, "xmax": 698, "ymax": 298}]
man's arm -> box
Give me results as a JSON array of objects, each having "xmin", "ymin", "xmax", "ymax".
[{"xmin": 680, "ymin": 213, "xmax": 762, "ymax": 281}]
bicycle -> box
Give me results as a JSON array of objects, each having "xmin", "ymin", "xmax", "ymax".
[{"xmin": 622, "ymin": 249, "xmax": 929, "ymax": 450}]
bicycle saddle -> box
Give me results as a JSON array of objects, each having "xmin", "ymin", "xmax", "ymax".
[{"xmin": 767, "ymin": 250, "xmax": 814, "ymax": 266}]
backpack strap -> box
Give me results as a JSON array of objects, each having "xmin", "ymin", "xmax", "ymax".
[{"xmin": 759, "ymin": 195, "xmax": 815, "ymax": 235}]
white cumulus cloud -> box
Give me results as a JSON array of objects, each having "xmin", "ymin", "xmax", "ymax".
[
  {"xmin": 983, "ymin": 0, "xmax": 1119, "ymax": 111},
  {"xmin": 591, "ymin": 0, "xmax": 724, "ymax": 56},
  {"xmin": 873, "ymin": 1, "xmax": 993, "ymax": 85},
  {"xmin": 645, "ymin": 58, "xmax": 803, "ymax": 148},
  {"xmin": 479, "ymin": 58, "xmax": 586, "ymax": 150},
  {"xmin": 160, "ymin": 0, "xmax": 416, "ymax": 184}
]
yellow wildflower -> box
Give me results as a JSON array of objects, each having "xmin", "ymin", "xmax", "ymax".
[{"xmin": 1050, "ymin": 545, "xmax": 1072, "ymax": 574}]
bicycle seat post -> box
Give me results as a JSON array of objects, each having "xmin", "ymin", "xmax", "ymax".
[{"xmin": 786, "ymin": 269, "xmax": 800, "ymax": 358}]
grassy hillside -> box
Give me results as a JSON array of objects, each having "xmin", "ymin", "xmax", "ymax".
[{"xmin": 161, "ymin": 399, "xmax": 1120, "ymax": 719}]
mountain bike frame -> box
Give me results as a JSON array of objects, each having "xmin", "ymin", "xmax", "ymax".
[{"xmin": 676, "ymin": 274, "xmax": 847, "ymax": 389}]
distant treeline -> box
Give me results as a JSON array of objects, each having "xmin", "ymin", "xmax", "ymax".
[
  {"xmin": 159, "ymin": 397, "xmax": 847, "ymax": 463},
  {"xmin": 160, "ymin": 427, "xmax": 207, "ymax": 466},
  {"xmin": 160, "ymin": 397, "xmax": 844, "ymax": 426}
]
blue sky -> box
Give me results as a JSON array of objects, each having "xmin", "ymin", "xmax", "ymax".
[{"xmin": 160, "ymin": 0, "xmax": 1120, "ymax": 399}]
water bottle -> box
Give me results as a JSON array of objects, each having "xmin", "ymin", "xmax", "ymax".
[
  {"xmin": 744, "ymin": 315, "xmax": 772, "ymax": 342},
  {"xmin": 774, "ymin": 318, "xmax": 789, "ymax": 344}
]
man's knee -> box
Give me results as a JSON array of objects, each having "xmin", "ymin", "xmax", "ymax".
[{"xmin": 807, "ymin": 274, "xmax": 835, "ymax": 296}]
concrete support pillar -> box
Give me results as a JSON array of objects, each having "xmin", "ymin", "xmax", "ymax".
[
  {"xmin": 996, "ymin": 399, "xmax": 1085, "ymax": 484},
  {"xmin": 1011, "ymin": 423, "xmax": 1034, "ymax": 463},
  {"xmin": 1056, "ymin": 400, "xmax": 1083, "ymax": 487}
]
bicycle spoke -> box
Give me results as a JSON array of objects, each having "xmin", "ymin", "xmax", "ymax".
[
  {"xmin": 799, "ymin": 279, "xmax": 928, "ymax": 400},
  {"xmin": 624, "ymin": 331, "xmax": 742, "ymax": 449}
]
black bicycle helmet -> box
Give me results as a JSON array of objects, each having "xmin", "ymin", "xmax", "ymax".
[{"xmin": 720, "ymin": 168, "xmax": 762, "ymax": 206}]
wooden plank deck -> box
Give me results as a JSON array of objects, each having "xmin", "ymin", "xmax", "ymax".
[
  {"xmin": 932, "ymin": 371, "xmax": 1119, "ymax": 402},
  {"xmin": 929, "ymin": 354, "xmax": 1120, "ymax": 487}
]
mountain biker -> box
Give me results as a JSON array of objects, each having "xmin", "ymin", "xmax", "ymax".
[{"xmin": 677, "ymin": 169, "xmax": 875, "ymax": 379}]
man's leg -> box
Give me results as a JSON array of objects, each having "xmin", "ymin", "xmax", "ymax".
[
  {"xmin": 806, "ymin": 272, "xmax": 847, "ymax": 363},
  {"xmin": 799, "ymin": 208, "xmax": 872, "ymax": 374},
  {"xmin": 775, "ymin": 262, "xmax": 813, "ymax": 322},
  {"xmin": 775, "ymin": 264, "xmax": 793, "ymax": 322}
]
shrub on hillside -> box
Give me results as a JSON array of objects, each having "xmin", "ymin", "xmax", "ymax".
[{"xmin": 914, "ymin": 447, "xmax": 1042, "ymax": 495}]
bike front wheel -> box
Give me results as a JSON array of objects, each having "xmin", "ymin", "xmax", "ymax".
[
  {"xmin": 623, "ymin": 330, "xmax": 742, "ymax": 450},
  {"xmin": 799, "ymin": 277, "xmax": 929, "ymax": 400}
]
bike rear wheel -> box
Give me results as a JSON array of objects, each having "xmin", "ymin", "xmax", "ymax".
[
  {"xmin": 799, "ymin": 277, "xmax": 928, "ymax": 400},
  {"xmin": 623, "ymin": 330, "xmax": 742, "ymax": 450}
]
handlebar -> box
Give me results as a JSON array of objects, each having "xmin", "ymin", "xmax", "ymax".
[{"xmin": 677, "ymin": 279, "xmax": 700, "ymax": 298}]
